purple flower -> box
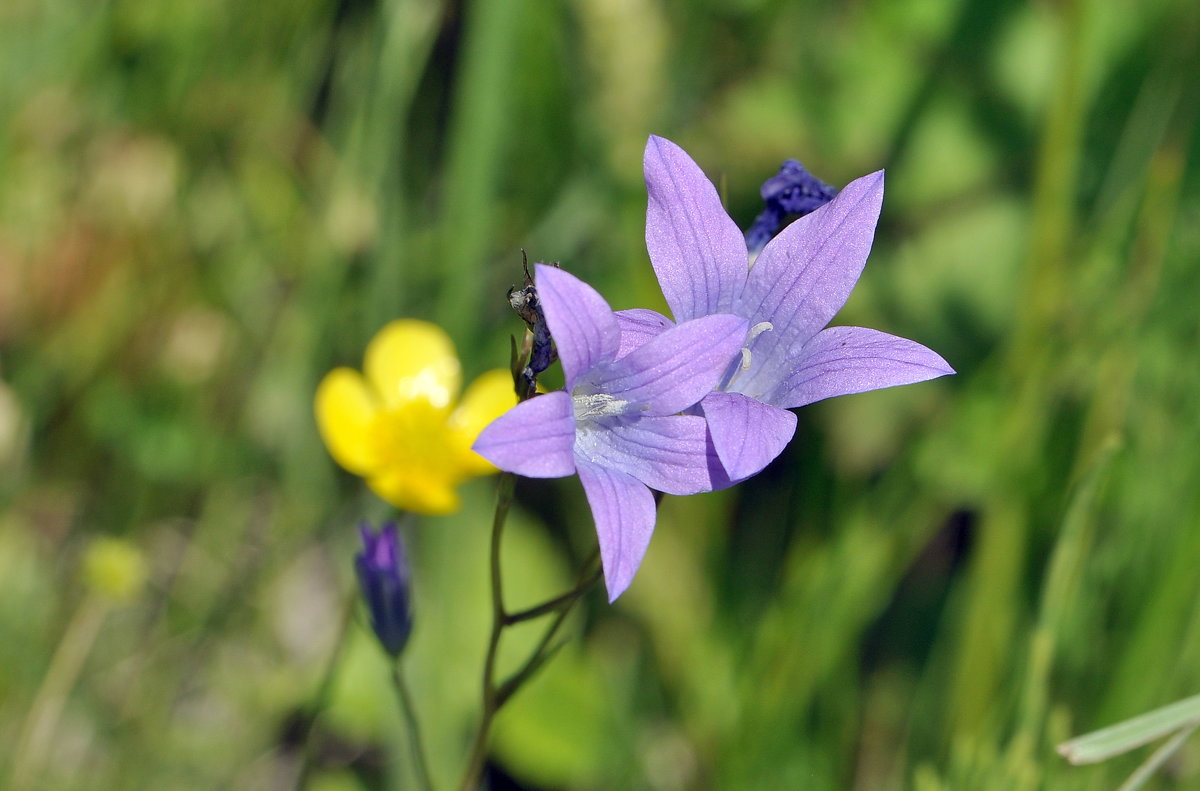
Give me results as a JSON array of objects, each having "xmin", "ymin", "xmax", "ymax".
[
  {"xmin": 629, "ymin": 135, "xmax": 955, "ymax": 484},
  {"xmin": 356, "ymin": 522, "xmax": 413, "ymax": 656},
  {"xmin": 473, "ymin": 264, "xmax": 748, "ymax": 601}
]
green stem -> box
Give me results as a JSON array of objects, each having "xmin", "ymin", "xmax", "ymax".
[
  {"xmin": 392, "ymin": 663, "xmax": 436, "ymax": 791},
  {"xmin": 496, "ymin": 552, "xmax": 603, "ymax": 706},
  {"xmin": 504, "ymin": 550, "xmax": 601, "ymax": 625},
  {"xmin": 457, "ymin": 479, "xmax": 603, "ymax": 790},
  {"xmin": 10, "ymin": 594, "xmax": 109, "ymax": 791},
  {"xmin": 457, "ymin": 472, "xmax": 515, "ymax": 791},
  {"xmin": 496, "ymin": 601, "xmax": 573, "ymax": 708}
]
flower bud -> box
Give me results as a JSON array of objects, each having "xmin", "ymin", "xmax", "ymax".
[{"xmin": 355, "ymin": 522, "xmax": 413, "ymax": 656}]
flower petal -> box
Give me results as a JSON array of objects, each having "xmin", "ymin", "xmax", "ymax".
[
  {"xmin": 592, "ymin": 314, "xmax": 748, "ymax": 416},
  {"xmin": 699, "ymin": 391, "xmax": 797, "ymax": 482},
  {"xmin": 575, "ymin": 460, "xmax": 657, "ymax": 602},
  {"xmin": 574, "ymin": 414, "xmax": 719, "ymax": 495},
  {"xmin": 449, "ymin": 369, "xmax": 519, "ymax": 475},
  {"xmin": 314, "ymin": 367, "xmax": 384, "ymax": 474},
  {"xmin": 472, "ymin": 391, "xmax": 577, "ymax": 478},
  {"xmin": 644, "ymin": 135, "xmax": 749, "ymax": 322},
  {"xmin": 769, "ymin": 326, "xmax": 955, "ymax": 409},
  {"xmin": 367, "ymin": 467, "xmax": 461, "ymax": 515},
  {"xmin": 364, "ymin": 319, "xmax": 462, "ymax": 411},
  {"xmin": 614, "ymin": 308, "xmax": 674, "ymax": 359},
  {"xmin": 534, "ymin": 264, "xmax": 620, "ymax": 390},
  {"xmin": 736, "ymin": 171, "xmax": 885, "ymax": 390}
]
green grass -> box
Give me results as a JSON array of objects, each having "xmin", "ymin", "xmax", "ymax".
[{"xmin": 1, "ymin": 0, "xmax": 1199, "ymax": 788}]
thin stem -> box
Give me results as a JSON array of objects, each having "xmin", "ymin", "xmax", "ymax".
[
  {"xmin": 496, "ymin": 599, "xmax": 573, "ymax": 708},
  {"xmin": 294, "ymin": 589, "xmax": 357, "ymax": 790},
  {"xmin": 457, "ymin": 472, "xmax": 515, "ymax": 791},
  {"xmin": 392, "ymin": 663, "xmax": 436, "ymax": 791},
  {"xmin": 10, "ymin": 594, "xmax": 109, "ymax": 791},
  {"xmin": 498, "ymin": 552, "xmax": 602, "ymax": 709},
  {"xmin": 504, "ymin": 550, "xmax": 601, "ymax": 625}
]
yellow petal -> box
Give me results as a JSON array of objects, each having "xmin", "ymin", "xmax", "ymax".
[
  {"xmin": 367, "ymin": 466, "xmax": 462, "ymax": 515},
  {"xmin": 315, "ymin": 367, "xmax": 383, "ymax": 474},
  {"xmin": 364, "ymin": 319, "xmax": 462, "ymax": 411},
  {"xmin": 449, "ymin": 368, "xmax": 519, "ymax": 475},
  {"xmin": 363, "ymin": 399, "xmax": 468, "ymax": 514}
]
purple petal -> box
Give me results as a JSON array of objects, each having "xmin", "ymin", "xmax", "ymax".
[
  {"xmin": 736, "ymin": 171, "xmax": 885, "ymax": 383},
  {"xmin": 644, "ymin": 135, "xmax": 750, "ymax": 322},
  {"xmin": 574, "ymin": 414, "xmax": 719, "ymax": 495},
  {"xmin": 591, "ymin": 314, "xmax": 748, "ymax": 416},
  {"xmin": 700, "ymin": 392, "xmax": 797, "ymax": 482},
  {"xmin": 535, "ymin": 264, "xmax": 620, "ymax": 389},
  {"xmin": 614, "ymin": 308, "xmax": 674, "ymax": 359},
  {"xmin": 769, "ymin": 326, "xmax": 955, "ymax": 409},
  {"xmin": 575, "ymin": 460, "xmax": 657, "ymax": 602},
  {"xmin": 472, "ymin": 391, "xmax": 577, "ymax": 477}
]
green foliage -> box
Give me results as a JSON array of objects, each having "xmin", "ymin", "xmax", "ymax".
[{"xmin": 1, "ymin": 0, "xmax": 1199, "ymax": 788}]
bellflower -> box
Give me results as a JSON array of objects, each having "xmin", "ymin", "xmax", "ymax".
[
  {"xmin": 473, "ymin": 264, "xmax": 748, "ymax": 601},
  {"xmin": 356, "ymin": 522, "xmax": 413, "ymax": 657},
  {"xmin": 630, "ymin": 135, "xmax": 954, "ymax": 483}
]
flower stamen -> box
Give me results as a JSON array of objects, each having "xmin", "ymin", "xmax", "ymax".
[{"xmin": 723, "ymin": 321, "xmax": 775, "ymax": 387}]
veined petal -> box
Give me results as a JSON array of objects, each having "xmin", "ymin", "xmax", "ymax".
[
  {"xmin": 769, "ymin": 326, "xmax": 955, "ymax": 409},
  {"xmin": 315, "ymin": 367, "xmax": 384, "ymax": 474},
  {"xmin": 700, "ymin": 392, "xmax": 797, "ymax": 482},
  {"xmin": 449, "ymin": 368, "xmax": 519, "ymax": 475},
  {"xmin": 574, "ymin": 414, "xmax": 719, "ymax": 495},
  {"xmin": 472, "ymin": 391, "xmax": 577, "ymax": 478},
  {"xmin": 575, "ymin": 460, "xmax": 657, "ymax": 602},
  {"xmin": 364, "ymin": 319, "xmax": 462, "ymax": 411},
  {"xmin": 644, "ymin": 135, "xmax": 749, "ymax": 322},
  {"xmin": 738, "ymin": 171, "xmax": 885, "ymax": 377},
  {"xmin": 535, "ymin": 264, "xmax": 620, "ymax": 390},
  {"xmin": 614, "ymin": 308, "xmax": 674, "ymax": 359},
  {"xmin": 592, "ymin": 314, "xmax": 748, "ymax": 416}
]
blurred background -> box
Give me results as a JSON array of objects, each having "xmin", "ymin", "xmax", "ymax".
[{"xmin": 2, "ymin": 0, "xmax": 1199, "ymax": 788}]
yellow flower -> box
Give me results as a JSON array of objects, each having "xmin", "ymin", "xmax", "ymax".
[{"xmin": 315, "ymin": 319, "xmax": 516, "ymax": 514}]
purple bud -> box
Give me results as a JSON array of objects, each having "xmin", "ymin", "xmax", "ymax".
[
  {"xmin": 355, "ymin": 522, "xmax": 413, "ymax": 656},
  {"xmin": 745, "ymin": 159, "xmax": 838, "ymax": 254}
]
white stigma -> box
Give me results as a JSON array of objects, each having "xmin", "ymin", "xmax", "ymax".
[
  {"xmin": 725, "ymin": 321, "xmax": 774, "ymax": 386},
  {"xmin": 573, "ymin": 392, "xmax": 628, "ymax": 421},
  {"xmin": 738, "ymin": 322, "xmax": 774, "ymax": 370},
  {"xmin": 747, "ymin": 321, "xmax": 774, "ymax": 342}
]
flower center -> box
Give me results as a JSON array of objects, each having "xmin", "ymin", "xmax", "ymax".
[
  {"xmin": 572, "ymin": 391, "xmax": 629, "ymax": 422},
  {"xmin": 369, "ymin": 402, "xmax": 459, "ymax": 476}
]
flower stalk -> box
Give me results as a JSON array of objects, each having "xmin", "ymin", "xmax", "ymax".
[
  {"xmin": 504, "ymin": 550, "xmax": 600, "ymax": 625},
  {"xmin": 9, "ymin": 595, "xmax": 109, "ymax": 791},
  {"xmin": 456, "ymin": 333, "xmax": 603, "ymax": 791},
  {"xmin": 456, "ymin": 472, "xmax": 515, "ymax": 791},
  {"xmin": 457, "ymin": 476, "xmax": 601, "ymax": 790},
  {"xmin": 391, "ymin": 662, "xmax": 435, "ymax": 791}
]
